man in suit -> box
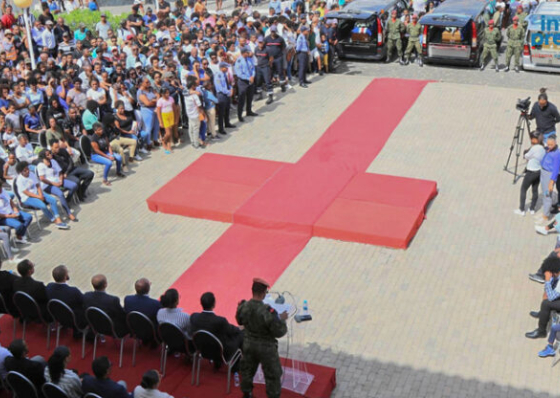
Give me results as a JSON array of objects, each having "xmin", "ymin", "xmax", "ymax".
[
  {"xmin": 124, "ymin": 278, "xmax": 161, "ymax": 325},
  {"xmin": 83, "ymin": 274, "xmax": 128, "ymax": 337},
  {"xmin": 46, "ymin": 265, "xmax": 86, "ymax": 329},
  {"xmin": 4, "ymin": 339, "xmax": 46, "ymax": 392},
  {"xmin": 190, "ymin": 292, "xmax": 244, "ymax": 370},
  {"xmin": 13, "ymin": 259, "xmax": 51, "ymax": 321},
  {"xmin": 82, "ymin": 356, "xmax": 131, "ymax": 398},
  {"xmin": 0, "ymin": 259, "xmax": 18, "ymax": 314}
]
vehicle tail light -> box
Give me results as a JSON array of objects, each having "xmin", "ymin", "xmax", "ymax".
[
  {"xmin": 377, "ymin": 17, "xmax": 383, "ymax": 46},
  {"xmin": 422, "ymin": 25, "xmax": 427, "ymax": 49},
  {"xmin": 523, "ymin": 44, "xmax": 530, "ymax": 56},
  {"xmin": 471, "ymin": 21, "xmax": 477, "ymax": 49}
]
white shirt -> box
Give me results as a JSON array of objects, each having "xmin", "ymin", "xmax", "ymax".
[
  {"xmin": 184, "ymin": 93, "xmax": 201, "ymax": 119},
  {"xmin": 525, "ymin": 144, "xmax": 546, "ymax": 172},
  {"xmin": 42, "ymin": 29, "xmax": 56, "ymax": 49},
  {"xmin": 16, "ymin": 174, "xmax": 39, "ymax": 202},
  {"xmin": 37, "ymin": 160, "xmax": 62, "ymax": 190},
  {"xmin": 86, "ymin": 88, "xmax": 106, "ymax": 102},
  {"xmin": 15, "ymin": 143, "xmax": 37, "ymax": 163},
  {"xmin": 133, "ymin": 386, "xmax": 174, "ymax": 398}
]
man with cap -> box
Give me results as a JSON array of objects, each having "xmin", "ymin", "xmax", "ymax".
[
  {"xmin": 404, "ymin": 14, "xmax": 423, "ymax": 66},
  {"xmin": 480, "ymin": 19, "xmax": 501, "ymax": 71},
  {"xmin": 503, "ymin": 16, "xmax": 524, "ymax": 72},
  {"xmin": 234, "ymin": 47, "xmax": 258, "ymax": 122},
  {"xmin": 264, "ymin": 25, "xmax": 288, "ymax": 93},
  {"xmin": 236, "ymin": 278, "xmax": 288, "ymax": 398},
  {"xmin": 296, "ymin": 26, "xmax": 311, "ymax": 88},
  {"xmin": 385, "ymin": 9, "xmax": 405, "ymax": 64},
  {"xmin": 95, "ymin": 13, "xmax": 111, "ymax": 40},
  {"xmin": 42, "ymin": 20, "xmax": 57, "ymax": 57},
  {"xmin": 213, "ymin": 62, "xmax": 236, "ymax": 135},
  {"xmin": 255, "ymin": 37, "xmax": 274, "ymax": 104}
]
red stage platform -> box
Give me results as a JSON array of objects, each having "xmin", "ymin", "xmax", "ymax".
[{"xmin": 0, "ymin": 315, "xmax": 336, "ymax": 398}]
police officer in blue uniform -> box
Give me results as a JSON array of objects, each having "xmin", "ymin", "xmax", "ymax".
[
  {"xmin": 234, "ymin": 47, "xmax": 258, "ymax": 122},
  {"xmin": 296, "ymin": 26, "xmax": 311, "ymax": 88}
]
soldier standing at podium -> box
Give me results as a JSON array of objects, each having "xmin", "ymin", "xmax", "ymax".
[{"xmin": 236, "ymin": 278, "xmax": 288, "ymax": 398}]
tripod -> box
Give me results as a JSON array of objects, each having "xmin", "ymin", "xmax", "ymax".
[{"xmin": 504, "ymin": 112, "xmax": 531, "ymax": 184}]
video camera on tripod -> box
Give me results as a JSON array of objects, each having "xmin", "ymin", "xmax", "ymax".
[{"xmin": 504, "ymin": 97, "xmax": 532, "ymax": 184}]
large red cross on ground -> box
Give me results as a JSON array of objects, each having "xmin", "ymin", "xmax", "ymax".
[{"xmin": 147, "ymin": 78, "xmax": 437, "ymax": 321}]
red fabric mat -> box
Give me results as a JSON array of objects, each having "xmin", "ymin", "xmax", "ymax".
[{"xmin": 0, "ymin": 316, "xmax": 336, "ymax": 398}]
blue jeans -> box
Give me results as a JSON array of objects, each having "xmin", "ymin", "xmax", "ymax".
[
  {"xmin": 0, "ymin": 211, "xmax": 32, "ymax": 237},
  {"xmin": 24, "ymin": 195, "xmax": 60, "ymax": 221},
  {"xmin": 44, "ymin": 179, "xmax": 78, "ymax": 216},
  {"xmin": 549, "ymin": 323, "xmax": 560, "ymax": 344},
  {"xmin": 91, "ymin": 153, "xmax": 122, "ymax": 181},
  {"xmin": 140, "ymin": 108, "xmax": 160, "ymax": 144}
]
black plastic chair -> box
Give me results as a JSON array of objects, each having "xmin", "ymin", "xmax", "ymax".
[
  {"xmin": 42, "ymin": 382, "xmax": 69, "ymax": 398},
  {"xmin": 126, "ymin": 311, "xmax": 162, "ymax": 366},
  {"xmin": 85, "ymin": 307, "xmax": 127, "ymax": 368},
  {"xmin": 6, "ymin": 371, "xmax": 38, "ymax": 398},
  {"xmin": 79, "ymin": 135, "xmax": 103, "ymax": 174},
  {"xmin": 12, "ymin": 291, "xmax": 52, "ymax": 349},
  {"xmin": 47, "ymin": 299, "xmax": 89, "ymax": 359},
  {"xmin": 84, "ymin": 393, "xmax": 103, "ymax": 398},
  {"xmin": 158, "ymin": 322, "xmax": 193, "ymax": 380},
  {"xmin": 192, "ymin": 330, "xmax": 242, "ymax": 394},
  {"xmin": 39, "ymin": 131, "xmax": 48, "ymax": 149},
  {"xmin": 0, "ymin": 292, "xmax": 18, "ymax": 339}
]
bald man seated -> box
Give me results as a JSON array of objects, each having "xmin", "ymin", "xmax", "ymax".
[
  {"xmin": 124, "ymin": 278, "xmax": 162, "ymax": 327},
  {"xmin": 83, "ymin": 274, "xmax": 128, "ymax": 337}
]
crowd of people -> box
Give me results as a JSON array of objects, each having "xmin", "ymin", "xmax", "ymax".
[{"xmin": 0, "ymin": 258, "xmax": 248, "ymax": 397}]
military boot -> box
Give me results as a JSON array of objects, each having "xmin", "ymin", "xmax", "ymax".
[
  {"xmin": 480, "ymin": 62, "xmax": 485, "ymax": 71},
  {"xmin": 418, "ymin": 57, "xmax": 423, "ymax": 67},
  {"xmin": 515, "ymin": 65, "xmax": 520, "ymax": 73},
  {"xmin": 503, "ymin": 65, "xmax": 509, "ymax": 72},
  {"xmin": 403, "ymin": 56, "xmax": 409, "ymax": 65},
  {"xmin": 266, "ymin": 94, "xmax": 273, "ymax": 105},
  {"xmin": 495, "ymin": 64, "xmax": 499, "ymax": 72}
]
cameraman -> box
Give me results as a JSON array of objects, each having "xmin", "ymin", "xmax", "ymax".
[{"xmin": 529, "ymin": 88, "xmax": 560, "ymax": 141}]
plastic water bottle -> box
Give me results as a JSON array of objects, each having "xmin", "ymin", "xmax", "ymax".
[{"xmin": 302, "ymin": 300, "xmax": 309, "ymax": 315}]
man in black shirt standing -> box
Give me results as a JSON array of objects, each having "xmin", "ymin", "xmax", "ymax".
[
  {"xmin": 255, "ymin": 37, "xmax": 273, "ymax": 104},
  {"xmin": 264, "ymin": 25, "xmax": 287, "ymax": 93},
  {"xmin": 529, "ymin": 89, "xmax": 560, "ymax": 142},
  {"xmin": 50, "ymin": 139, "xmax": 94, "ymax": 202}
]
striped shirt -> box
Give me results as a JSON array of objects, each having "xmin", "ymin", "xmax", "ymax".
[
  {"xmin": 157, "ymin": 308, "xmax": 191, "ymax": 338},
  {"xmin": 44, "ymin": 368, "xmax": 83, "ymax": 398}
]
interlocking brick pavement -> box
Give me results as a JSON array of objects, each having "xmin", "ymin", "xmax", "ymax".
[{"xmin": 13, "ymin": 70, "xmax": 560, "ymax": 397}]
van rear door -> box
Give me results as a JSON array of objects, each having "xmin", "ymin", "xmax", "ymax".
[
  {"xmin": 421, "ymin": 14, "xmax": 473, "ymax": 60},
  {"xmin": 527, "ymin": 30, "xmax": 560, "ymax": 69}
]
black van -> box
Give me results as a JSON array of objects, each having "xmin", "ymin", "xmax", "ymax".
[
  {"xmin": 329, "ymin": 0, "xmax": 410, "ymax": 60},
  {"xmin": 419, "ymin": 0, "xmax": 488, "ymax": 66}
]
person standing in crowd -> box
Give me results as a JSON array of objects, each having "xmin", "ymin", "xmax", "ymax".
[
  {"xmin": 264, "ymin": 25, "xmax": 287, "ymax": 93},
  {"xmin": 385, "ymin": 10, "xmax": 405, "ymax": 65},
  {"xmin": 536, "ymin": 134, "xmax": 560, "ymax": 227},
  {"xmin": 184, "ymin": 80, "xmax": 206, "ymax": 149},
  {"xmin": 503, "ymin": 16, "xmax": 524, "ymax": 72},
  {"xmin": 480, "ymin": 20, "xmax": 501, "ymax": 71},
  {"xmin": 214, "ymin": 62, "xmax": 235, "ymax": 135},
  {"xmin": 255, "ymin": 37, "xmax": 273, "ymax": 104},
  {"xmin": 156, "ymin": 87, "xmax": 178, "ymax": 155},
  {"xmin": 237, "ymin": 278, "xmax": 288, "ymax": 398},
  {"xmin": 234, "ymin": 47, "xmax": 257, "ymax": 123},
  {"xmin": 296, "ymin": 26, "xmax": 310, "ymax": 88},
  {"xmin": 529, "ymin": 89, "xmax": 560, "ymax": 142},
  {"xmin": 515, "ymin": 133, "xmax": 545, "ymax": 216},
  {"xmin": 404, "ymin": 14, "xmax": 422, "ymax": 66}
]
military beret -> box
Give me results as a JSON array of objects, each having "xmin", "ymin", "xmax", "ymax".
[{"xmin": 253, "ymin": 277, "xmax": 270, "ymax": 287}]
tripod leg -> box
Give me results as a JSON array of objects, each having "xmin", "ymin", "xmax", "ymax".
[{"xmin": 505, "ymin": 115, "xmax": 524, "ymax": 172}]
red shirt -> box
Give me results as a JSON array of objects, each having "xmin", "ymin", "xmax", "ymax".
[{"xmin": 1, "ymin": 14, "xmax": 15, "ymax": 30}]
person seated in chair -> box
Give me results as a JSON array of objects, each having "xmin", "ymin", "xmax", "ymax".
[
  {"xmin": 157, "ymin": 288, "xmax": 191, "ymax": 338},
  {"xmin": 190, "ymin": 291, "xmax": 243, "ymax": 370},
  {"xmin": 50, "ymin": 139, "xmax": 94, "ymax": 202},
  {"xmin": 14, "ymin": 134, "xmax": 38, "ymax": 164},
  {"xmin": 82, "ymin": 356, "xmax": 132, "ymax": 398},
  {"xmin": 46, "ymin": 265, "xmax": 86, "ymax": 329},
  {"xmin": 13, "ymin": 259, "xmax": 52, "ymax": 322},
  {"xmin": 5, "ymin": 339, "xmax": 46, "ymax": 392},
  {"xmin": 526, "ymin": 256, "xmax": 560, "ymax": 339},
  {"xmin": 44, "ymin": 346, "xmax": 82, "ymax": 398},
  {"xmin": 124, "ymin": 278, "xmax": 162, "ymax": 329},
  {"xmin": 83, "ymin": 274, "xmax": 128, "ymax": 337},
  {"xmin": 0, "ymin": 184, "xmax": 32, "ymax": 245},
  {"xmin": 0, "ymin": 259, "xmax": 19, "ymax": 314}
]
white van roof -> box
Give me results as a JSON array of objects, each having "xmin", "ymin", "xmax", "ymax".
[{"xmin": 527, "ymin": 2, "xmax": 560, "ymax": 31}]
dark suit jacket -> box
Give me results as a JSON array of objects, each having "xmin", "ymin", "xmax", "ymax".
[
  {"xmin": 190, "ymin": 311, "xmax": 243, "ymax": 357},
  {"xmin": 13, "ymin": 276, "xmax": 50, "ymax": 320},
  {"xmin": 0, "ymin": 270, "xmax": 18, "ymax": 313},
  {"xmin": 5, "ymin": 356, "xmax": 45, "ymax": 391},
  {"xmin": 82, "ymin": 375, "xmax": 132, "ymax": 398},
  {"xmin": 123, "ymin": 294, "xmax": 161, "ymax": 325},
  {"xmin": 83, "ymin": 290, "xmax": 128, "ymax": 337},
  {"xmin": 46, "ymin": 282, "xmax": 86, "ymax": 327}
]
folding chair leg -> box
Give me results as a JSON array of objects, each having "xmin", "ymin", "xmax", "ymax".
[
  {"xmin": 196, "ymin": 354, "xmax": 201, "ymax": 386},
  {"xmin": 191, "ymin": 354, "xmax": 197, "ymax": 385},
  {"xmin": 119, "ymin": 337, "xmax": 125, "ymax": 368},
  {"xmin": 92, "ymin": 334, "xmax": 97, "ymax": 360},
  {"xmin": 227, "ymin": 364, "xmax": 232, "ymax": 394},
  {"xmin": 21, "ymin": 320, "xmax": 26, "ymax": 340},
  {"xmin": 161, "ymin": 346, "xmax": 168, "ymax": 377},
  {"xmin": 55, "ymin": 324, "xmax": 61, "ymax": 347},
  {"xmin": 81, "ymin": 331, "xmax": 86, "ymax": 359},
  {"xmin": 46, "ymin": 323, "xmax": 51, "ymax": 350},
  {"xmin": 132, "ymin": 338, "xmax": 137, "ymax": 367},
  {"xmin": 12, "ymin": 318, "xmax": 16, "ymax": 340}
]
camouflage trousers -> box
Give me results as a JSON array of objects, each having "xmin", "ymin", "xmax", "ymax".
[
  {"xmin": 481, "ymin": 43, "xmax": 499, "ymax": 66},
  {"xmin": 505, "ymin": 42, "xmax": 522, "ymax": 67},
  {"xmin": 387, "ymin": 38, "xmax": 403, "ymax": 59},
  {"xmin": 240, "ymin": 339, "xmax": 283, "ymax": 398},
  {"xmin": 405, "ymin": 40, "xmax": 422, "ymax": 57}
]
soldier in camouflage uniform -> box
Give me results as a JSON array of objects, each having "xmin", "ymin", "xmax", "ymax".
[
  {"xmin": 236, "ymin": 278, "xmax": 288, "ymax": 398},
  {"xmin": 404, "ymin": 14, "xmax": 423, "ymax": 66},
  {"xmin": 480, "ymin": 19, "xmax": 502, "ymax": 72},
  {"xmin": 504, "ymin": 15, "xmax": 524, "ymax": 72},
  {"xmin": 514, "ymin": 5, "xmax": 529, "ymax": 31},
  {"xmin": 385, "ymin": 9, "xmax": 406, "ymax": 64}
]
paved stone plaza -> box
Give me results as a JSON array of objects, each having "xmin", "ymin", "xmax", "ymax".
[{"xmin": 13, "ymin": 53, "xmax": 560, "ymax": 397}]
